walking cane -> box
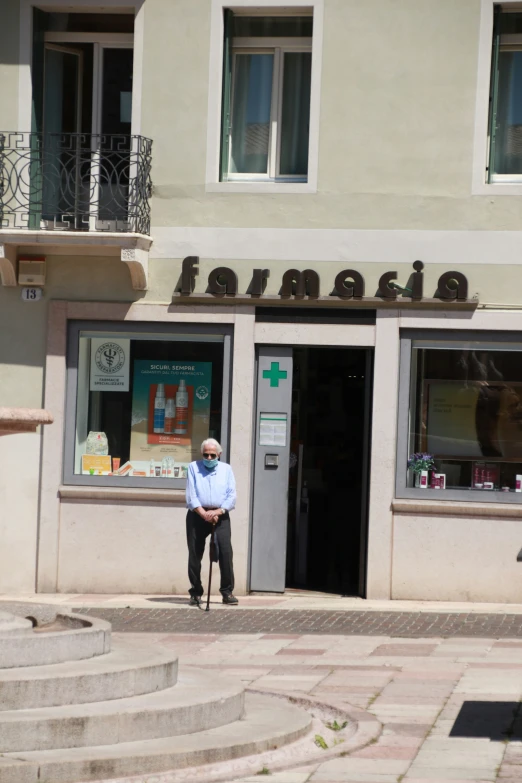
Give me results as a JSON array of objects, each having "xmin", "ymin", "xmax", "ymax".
[{"xmin": 205, "ymin": 523, "xmax": 217, "ymax": 612}]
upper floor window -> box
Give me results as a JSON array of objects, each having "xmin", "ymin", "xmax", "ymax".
[
  {"xmin": 220, "ymin": 12, "xmax": 313, "ymax": 182},
  {"xmin": 488, "ymin": 6, "xmax": 522, "ymax": 181}
]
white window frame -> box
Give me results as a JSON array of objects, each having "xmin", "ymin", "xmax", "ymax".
[
  {"xmin": 473, "ymin": 0, "xmax": 522, "ymax": 194},
  {"xmin": 205, "ymin": 0, "xmax": 324, "ymax": 194},
  {"xmin": 228, "ymin": 37, "xmax": 312, "ymax": 182}
]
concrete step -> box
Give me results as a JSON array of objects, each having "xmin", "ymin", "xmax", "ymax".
[
  {"xmin": 0, "ymin": 669, "xmax": 244, "ymax": 752},
  {"xmin": 0, "ymin": 692, "xmax": 312, "ymax": 783},
  {"xmin": 0, "ymin": 638, "xmax": 178, "ymax": 709},
  {"xmin": 0, "ymin": 614, "xmax": 111, "ymax": 669},
  {"xmin": 0, "ymin": 612, "xmax": 33, "ymax": 636}
]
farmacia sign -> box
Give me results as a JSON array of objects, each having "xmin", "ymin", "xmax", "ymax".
[{"xmin": 178, "ymin": 257, "xmax": 470, "ymax": 302}]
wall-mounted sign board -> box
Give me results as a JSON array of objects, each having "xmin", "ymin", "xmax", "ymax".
[{"xmin": 259, "ymin": 412, "xmax": 287, "ymax": 447}]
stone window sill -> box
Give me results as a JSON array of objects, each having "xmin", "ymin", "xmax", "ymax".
[
  {"xmin": 58, "ymin": 485, "xmax": 186, "ymax": 504},
  {"xmin": 392, "ymin": 499, "xmax": 522, "ymax": 519}
]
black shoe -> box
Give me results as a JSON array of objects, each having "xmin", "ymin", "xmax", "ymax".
[
  {"xmin": 222, "ymin": 594, "xmax": 238, "ymax": 605},
  {"xmin": 189, "ymin": 596, "xmax": 201, "ymax": 607}
]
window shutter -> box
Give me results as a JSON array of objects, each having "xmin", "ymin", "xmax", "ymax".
[
  {"xmin": 487, "ymin": 6, "xmax": 501, "ymax": 182},
  {"xmin": 219, "ymin": 9, "xmax": 233, "ymax": 181}
]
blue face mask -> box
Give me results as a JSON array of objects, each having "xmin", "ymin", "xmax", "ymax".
[{"xmin": 203, "ymin": 457, "xmax": 219, "ymax": 470}]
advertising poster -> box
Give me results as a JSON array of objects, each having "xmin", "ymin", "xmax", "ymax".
[
  {"xmin": 426, "ymin": 381, "xmax": 522, "ymax": 458},
  {"xmin": 130, "ymin": 361, "xmax": 212, "ymax": 464}
]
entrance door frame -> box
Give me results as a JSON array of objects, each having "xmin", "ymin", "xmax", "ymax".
[{"xmin": 250, "ymin": 319, "xmax": 376, "ymax": 596}]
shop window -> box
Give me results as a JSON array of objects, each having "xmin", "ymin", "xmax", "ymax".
[
  {"xmin": 64, "ymin": 322, "xmax": 232, "ymax": 487},
  {"xmin": 397, "ymin": 333, "xmax": 522, "ymax": 501},
  {"xmin": 220, "ymin": 11, "xmax": 313, "ymax": 182},
  {"xmin": 488, "ymin": 6, "xmax": 522, "ymax": 181}
]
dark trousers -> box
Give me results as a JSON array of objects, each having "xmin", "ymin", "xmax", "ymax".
[{"xmin": 186, "ymin": 510, "xmax": 235, "ymax": 597}]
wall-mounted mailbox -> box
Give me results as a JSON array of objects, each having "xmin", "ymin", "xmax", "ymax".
[{"xmin": 265, "ymin": 454, "xmax": 279, "ymax": 468}]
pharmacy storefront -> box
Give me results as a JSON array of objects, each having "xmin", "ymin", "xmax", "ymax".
[{"xmin": 36, "ymin": 259, "xmax": 522, "ymax": 603}]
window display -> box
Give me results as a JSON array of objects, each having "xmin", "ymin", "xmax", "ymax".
[
  {"xmin": 406, "ymin": 340, "xmax": 522, "ymax": 494},
  {"xmin": 65, "ymin": 323, "xmax": 231, "ymax": 486}
]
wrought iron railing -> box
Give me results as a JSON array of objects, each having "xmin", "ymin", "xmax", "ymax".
[{"xmin": 0, "ymin": 132, "xmax": 152, "ymax": 235}]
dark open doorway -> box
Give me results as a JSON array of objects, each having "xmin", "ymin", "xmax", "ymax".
[{"xmin": 285, "ymin": 347, "xmax": 372, "ymax": 596}]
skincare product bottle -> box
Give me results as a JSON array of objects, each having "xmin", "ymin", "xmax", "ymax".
[
  {"xmin": 516, "ymin": 475, "xmax": 522, "ymax": 492},
  {"xmin": 174, "ymin": 379, "xmax": 189, "ymax": 434},
  {"xmin": 161, "ymin": 456, "xmax": 175, "ymax": 478},
  {"xmin": 149, "ymin": 459, "xmax": 155, "ymax": 477},
  {"xmin": 164, "ymin": 398, "xmax": 176, "ymax": 434},
  {"xmin": 153, "ymin": 383, "xmax": 166, "ymax": 433}
]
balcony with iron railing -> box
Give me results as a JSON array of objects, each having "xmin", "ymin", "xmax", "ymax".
[{"xmin": 0, "ymin": 132, "xmax": 153, "ymax": 289}]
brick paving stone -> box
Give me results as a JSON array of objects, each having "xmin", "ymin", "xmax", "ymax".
[
  {"xmin": 277, "ymin": 649, "xmax": 327, "ymax": 655},
  {"xmin": 384, "ymin": 723, "xmax": 431, "ymax": 737},
  {"xmin": 46, "ymin": 606, "xmax": 522, "ymax": 637},
  {"xmin": 371, "ymin": 644, "xmax": 438, "ymax": 656}
]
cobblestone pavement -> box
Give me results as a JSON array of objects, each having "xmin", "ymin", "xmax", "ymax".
[{"xmin": 66, "ymin": 606, "xmax": 522, "ymax": 637}]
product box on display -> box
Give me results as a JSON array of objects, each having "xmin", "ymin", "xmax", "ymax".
[{"xmin": 81, "ymin": 455, "xmax": 112, "ymax": 475}]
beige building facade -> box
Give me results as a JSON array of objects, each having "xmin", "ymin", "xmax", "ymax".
[{"xmin": 2, "ymin": 0, "xmax": 522, "ymax": 601}]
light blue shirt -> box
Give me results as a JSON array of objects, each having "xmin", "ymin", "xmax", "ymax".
[{"xmin": 186, "ymin": 460, "xmax": 237, "ymax": 512}]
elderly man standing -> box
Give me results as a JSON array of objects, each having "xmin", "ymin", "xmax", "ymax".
[{"xmin": 185, "ymin": 438, "xmax": 238, "ymax": 606}]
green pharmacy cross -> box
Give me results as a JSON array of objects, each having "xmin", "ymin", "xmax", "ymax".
[{"xmin": 263, "ymin": 362, "xmax": 288, "ymax": 388}]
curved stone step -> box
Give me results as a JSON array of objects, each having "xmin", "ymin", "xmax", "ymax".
[
  {"xmin": 0, "ymin": 692, "xmax": 312, "ymax": 783},
  {"xmin": 0, "ymin": 612, "xmax": 33, "ymax": 636},
  {"xmin": 0, "ymin": 669, "xmax": 244, "ymax": 752},
  {"xmin": 0, "ymin": 614, "xmax": 111, "ymax": 669},
  {"xmin": 0, "ymin": 638, "xmax": 178, "ymax": 709}
]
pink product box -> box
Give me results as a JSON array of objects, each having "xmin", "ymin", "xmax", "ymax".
[
  {"xmin": 430, "ymin": 473, "xmax": 446, "ymax": 489},
  {"xmin": 472, "ymin": 462, "xmax": 499, "ymax": 489}
]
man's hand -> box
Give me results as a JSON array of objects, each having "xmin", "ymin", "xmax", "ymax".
[{"xmin": 195, "ymin": 507, "xmax": 224, "ymax": 523}]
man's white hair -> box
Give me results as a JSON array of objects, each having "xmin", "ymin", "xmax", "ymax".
[{"xmin": 201, "ymin": 438, "xmax": 223, "ymax": 455}]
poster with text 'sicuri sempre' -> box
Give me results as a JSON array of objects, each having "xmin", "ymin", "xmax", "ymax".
[{"xmin": 130, "ymin": 361, "xmax": 212, "ymax": 463}]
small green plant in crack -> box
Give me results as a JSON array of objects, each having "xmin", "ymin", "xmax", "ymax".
[
  {"xmin": 325, "ymin": 719, "xmax": 348, "ymax": 732},
  {"xmin": 333, "ymin": 737, "xmax": 345, "ymax": 746},
  {"xmin": 314, "ymin": 734, "xmax": 328, "ymax": 750},
  {"xmin": 256, "ymin": 767, "xmax": 271, "ymax": 775}
]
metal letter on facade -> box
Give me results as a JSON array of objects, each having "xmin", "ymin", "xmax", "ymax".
[
  {"xmin": 281, "ymin": 269, "xmax": 320, "ymax": 298},
  {"xmin": 378, "ymin": 271, "xmax": 398, "ymax": 300},
  {"xmin": 208, "ymin": 266, "xmax": 238, "ymax": 295},
  {"xmin": 334, "ymin": 269, "xmax": 364, "ymax": 299},
  {"xmin": 411, "ymin": 260, "xmax": 424, "ymax": 301},
  {"xmin": 181, "ymin": 256, "xmax": 199, "ymax": 295},
  {"xmin": 250, "ymin": 269, "xmax": 270, "ymax": 297},
  {"xmin": 436, "ymin": 271, "xmax": 468, "ymax": 301}
]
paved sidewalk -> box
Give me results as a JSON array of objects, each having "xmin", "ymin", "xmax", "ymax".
[
  {"xmin": 3, "ymin": 592, "xmax": 522, "ymax": 614},
  {"xmin": 108, "ymin": 629, "xmax": 522, "ymax": 783},
  {"xmin": 3, "ymin": 595, "xmax": 522, "ymax": 781},
  {"xmin": 4, "ymin": 593, "xmax": 522, "ymax": 637}
]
